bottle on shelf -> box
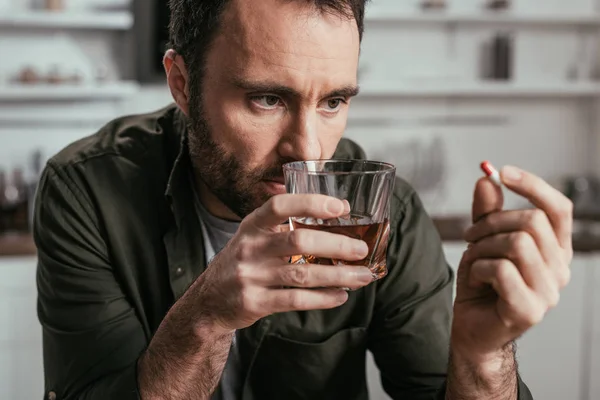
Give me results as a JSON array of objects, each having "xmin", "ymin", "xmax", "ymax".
[
  {"xmin": 492, "ymin": 32, "xmax": 513, "ymax": 80},
  {"xmin": 46, "ymin": 64, "xmax": 64, "ymax": 85},
  {"xmin": 8, "ymin": 167, "xmax": 30, "ymax": 234},
  {"xmin": 16, "ymin": 66, "xmax": 41, "ymax": 85},
  {"xmin": 486, "ymin": 0, "xmax": 510, "ymax": 11},
  {"xmin": 0, "ymin": 151, "xmax": 45, "ymax": 236},
  {"xmin": 27, "ymin": 150, "xmax": 44, "ymax": 230},
  {"xmin": 570, "ymin": 31, "xmax": 595, "ymax": 82},
  {"xmin": 480, "ymin": 32, "xmax": 513, "ymax": 81},
  {"xmin": 421, "ymin": 0, "xmax": 446, "ymax": 11},
  {"xmin": 0, "ymin": 167, "xmax": 23, "ymax": 234},
  {"xmin": 0, "ymin": 170, "xmax": 6, "ymax": 234},
  {"xmin": 45, "ymin": 0, "xmax": 64, "ymax": 11}
]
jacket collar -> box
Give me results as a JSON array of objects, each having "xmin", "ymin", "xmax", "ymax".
[
  {"xmin": 161, "ymin": 106, "xmax": 207, "ymax": 299},
  {"xmin": 164, "ymin": 106, "xmax": 189, "ymax": 203}
]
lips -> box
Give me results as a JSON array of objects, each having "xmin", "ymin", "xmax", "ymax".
[
  {"xmin": 265, "ymin": 177, "xmax": 285, "ymax": 185},
  {"xmin": 262, "ymin": 179, "xmax": 287, "ymax": 195}
]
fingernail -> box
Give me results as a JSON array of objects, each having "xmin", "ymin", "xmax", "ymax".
[
  {"xmin": 462, "ymin": 246, "xmax": 474, "ymax": 262},
  {"xmin": 354, "ymin": 241, "xmax": 369, "ymax": 257},
  {"xmin": 342, "ymin": 199, "xmax": 351, "ymax": 214},
  {"xmin": 337, "ymin": 291, "xmax": 349, "ymax": 303},
  {"xmin": 326, "ymin": 199, "xmax": 344, "ymax": 214},
  {"xmin": 502, "ymin": 165, "xmax": 522, "ymax": 182},
  {"xmin": 463, "ymin": 226, "xmax": 473, "ymax": 241},
  {"xmin": 357, "ymin": 268, "xmax": 374, "ymax": 283}
]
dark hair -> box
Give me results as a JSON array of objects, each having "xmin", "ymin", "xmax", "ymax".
[{"xmin": 168, "ymin": 0, "xmax": 369, "ymax": 100}]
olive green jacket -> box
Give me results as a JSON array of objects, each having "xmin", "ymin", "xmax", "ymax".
[{"xmin": 35, "ymin": 104, "xmax": 533, "ymax": 399}]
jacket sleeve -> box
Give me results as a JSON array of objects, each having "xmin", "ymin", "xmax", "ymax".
[
  {"xmin": 367, "ymin": 184, "xmax": 534, "ymax": 400},
  {"xmin": 34, "ymin": 162, "xmax": 146, "ymax": 400}
]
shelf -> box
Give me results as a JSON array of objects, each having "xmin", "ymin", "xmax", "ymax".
[
  {"xmin": 357, "ymin": 81, "xmax": 600, "ymax": 98},
  {"xmin": 0, "ymin": 10, "xmax": 133, "ymax": 30},
  {"xmin": 0, "ymin": 82, "xmax": 140, "ymax": 101},
  {"xmin": 2, "ymin": 218, "xmax": 599, "ymax": 258},
  {"xmin": 432, "ymin": 215, "xmax": 600, "ymax": 253},
  {"xmin": 365, "ymin": 9, "xmax": 600, "ymax": 26},
  {"xmin": 0, "ymin": 110, "xmax": 118, "ymax": 126}
]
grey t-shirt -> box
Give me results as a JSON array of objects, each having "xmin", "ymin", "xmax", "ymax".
[{"xmin": 191, "ymin": 182, "xmax": 242, "ymax": 400}]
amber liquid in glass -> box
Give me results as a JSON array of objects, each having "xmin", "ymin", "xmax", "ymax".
[{"xmin": 290, "ymin": 214, "xmax": 390, "ymax": 280}]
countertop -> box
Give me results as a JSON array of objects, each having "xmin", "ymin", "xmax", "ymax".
[
  {"xmin": 432, "ymin": 216, "xmax": 600, "ymax": 253},
  {"xmin": 2, "ymin": 216, "xmax": 600, "ymax": 257},
  {"xmin": 0, "ymin": 233, "xmax": 36, "ymax": 257}
]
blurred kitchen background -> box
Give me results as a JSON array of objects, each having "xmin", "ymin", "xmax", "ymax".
[{"xmin": 2, "ymin": 0, "xmax": 600, "ymax": 399}]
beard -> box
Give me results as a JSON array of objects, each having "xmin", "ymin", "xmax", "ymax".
[{"xmin": 187, "ymin": 98, "xmax": 292, "ymax": 219}]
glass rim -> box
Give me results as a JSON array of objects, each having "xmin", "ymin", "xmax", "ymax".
[{"xmin": 282, "ymin": 159, "xmax": 396, "ymax": 176}]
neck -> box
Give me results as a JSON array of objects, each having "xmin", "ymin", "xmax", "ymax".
[{"xmin": 193, "ymin": 174, "xmax": 242, "ymax": 222}]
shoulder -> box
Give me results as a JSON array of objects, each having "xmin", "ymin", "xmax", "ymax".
[
  {"xmin": 37, "ymin": 104, "xmax": 181, "ymax": 223},
  {"xmin": 335, "ymin": 137, "xmax": 419, "ymax": 208},
  {"xmin": 48, "ymin": 104, "xmax": 179, "ymax": 171},
  {"xmin": 390, "ymin": 177, "xmax": 421, "ymax": 225},
  {"xmin": 333, "ymin": 138, "xmax": 367, "ymax": 160}
]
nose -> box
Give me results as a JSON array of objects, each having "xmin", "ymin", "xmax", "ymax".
[{"xmin": 277, "ymin": 108, "xmax": 322, "ymax": 161}]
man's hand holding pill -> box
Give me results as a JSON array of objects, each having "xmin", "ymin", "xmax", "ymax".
[{"xmin": 445, "ymin": 162, "xmax": 573, "ymax": 399}]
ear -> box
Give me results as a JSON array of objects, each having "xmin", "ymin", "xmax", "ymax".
[{"xmin": 164, "ymin": 49, "xmax": 190, "ymax": 116}]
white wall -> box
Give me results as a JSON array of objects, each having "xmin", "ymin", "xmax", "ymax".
[
  {"xmin": 1, "ymin": 93, "xmax": 592, "ymax": 215},
  {"xmin": 2, "ymin": 0, "xmax": 598, "ymax": 216},
  {"xmin": 346, "ymin": 97, "xmax": 593, "ymax": 213}
]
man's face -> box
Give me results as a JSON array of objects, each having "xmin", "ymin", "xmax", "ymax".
[{"xmin": 188, "ymin": 0, "xmax": 360, "ymax": 219}]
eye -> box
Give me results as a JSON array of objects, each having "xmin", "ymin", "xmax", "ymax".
[
  {"xmin": 320, "ymin": 98, "xmax": 346, "ymax": 113},
  {"xmin": 251, "ymin": 95, "xmax": 282, "ymax": 109}
]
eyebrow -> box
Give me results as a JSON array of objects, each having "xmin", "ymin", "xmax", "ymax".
[{"xmin": 231, "ymin": 77, "xmax": 360, "ymax": 99}]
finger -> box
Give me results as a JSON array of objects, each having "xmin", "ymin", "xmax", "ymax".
[
  {"xmin": 277, "ymin": 223, "xmax": 291, "ymax": 233},
  {"xmin": 465, "ymin": 232, "xmax": 559, "ymax": 306},
  {"xmin": 342, "ymin": 199, "xmax": 351, "ymax": 215},
  {"xmin": 246, "ymin": 194, "xmax": 349, "ymax": 231},
  {"xmin": 268, "ymin": 288, "xmax": 350, "ymax": 313},
  {"xmin": 469, "ymin": 258, "xmax": 548, "ymax": 328},
  {"xmin": 263, "ymin": 229, "xmax": 369, "ymax": 261},
  {"xmin": 500, "ymin": 166, "xmax": 573, "ymax": 251},
  {"xmin": 464, "ymin": 209, "xmax": 561, "ymax": 265},
  {"xmin": 260, "ymin": 263, "xmax": 374, "ymax": 290},
  {"xmin": 472, "ymin": 177, "xmax": 504, "ymax": 224},
  {"xmin": 469, "ymin": 258, "xmax": 531, "ymax": 300}
]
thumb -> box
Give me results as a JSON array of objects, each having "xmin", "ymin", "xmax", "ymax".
[{"xmin": 472, "ymin": 177, "xmax": 504, "ymax": 223}]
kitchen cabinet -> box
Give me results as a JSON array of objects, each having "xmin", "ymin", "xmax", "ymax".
[
  {"xmin": 445, "ymin": 244, "xmax": 590, "ymax": 400},
  {"xmin": 586, "ymin": 254, "xmax": 600, "ymax": 400},
  {"xmin": 367, "ymin": 244, "xmax": 591, "ymax": 400},
  {"xmin": 365, "ymin": 243, "xmax": 466, "ymax": 400},
  {"xmin": 0, "ymin": 256, "xmax": 43, "ymax": 400},
  {"xmin": 0, "ymin": 249, "xmax": 593, "ymax": 400},
  {"xmin": 516, "ymin": 255, "xmax": 590, "ymax": 400}
]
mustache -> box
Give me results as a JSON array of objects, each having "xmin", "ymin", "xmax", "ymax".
[
  {"xmin": 258, "ymin": 159, "xmax": 295, "ymax": 181},
  {"xmin": 260, "ymin": 167, "xmax": 285, "ymax": 181}
]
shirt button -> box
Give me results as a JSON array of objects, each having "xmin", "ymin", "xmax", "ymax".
[
  {"xmin": 48, "ymin": 392, "xmax": 56, "ymax": 400},
  {"xmin": 175, "ymin": 267, "xmax": 184, "ymax": 276}
]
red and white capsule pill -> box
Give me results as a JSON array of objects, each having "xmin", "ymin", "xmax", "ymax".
[{"xmin": 480, "ymin": 161, "xmax": 502, "ymax": 187}]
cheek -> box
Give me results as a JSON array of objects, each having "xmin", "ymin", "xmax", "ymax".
[
  {"xmin": 211, "ymin": 99, "xmax": 286, "ymax": 163},
  {"xmin": 318, "ymin": 114, "xmax": 348, "ymax": 157}
]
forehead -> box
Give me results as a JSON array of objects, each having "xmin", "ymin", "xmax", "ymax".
[{"xmin": 207, "ymin": 0, "xmax": 360, "ymax": 88}]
